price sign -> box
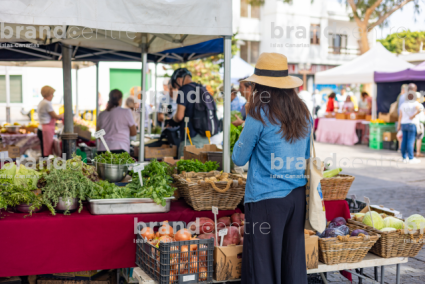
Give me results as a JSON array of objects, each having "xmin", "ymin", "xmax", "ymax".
[
  {"xmin": 133, "ymin": 164, "xmax": 145, "ymax": 186},
  {"xmin": 94, "ymin": 129, "xmax": 110, "ymax": 152},
  {"xmin": 212, "ymin": 206, "xmax": 219, "ymax": 246},
  {"xmin": 219, "ymin": 228, "xmax": 228, "ymax": 247},
  {"xmin": 364, "ymin": 196, "xmax": 374, "ymax": 229}
]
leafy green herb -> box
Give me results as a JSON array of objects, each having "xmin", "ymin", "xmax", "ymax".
[
  {"xmin": 41, "ymin": 156, "xmax": 101, "ymax": 215},
  {"xmin": 230, "ymin": 124, "xmax": 243, "ymax": 153},
  {"xmin": 231, "ymin": 110, "xmax": 242, "ymax": 122},
  {"xmin": 94, "ymin": 151, "xmax": 135, "ymax": 165},
  {"xmin": 176, "ymin": 159, "xmax": 219, "ymax": 173},
  {"xmin": 0, "ymin": 183, "xmax": 43, "ymax": 216}
]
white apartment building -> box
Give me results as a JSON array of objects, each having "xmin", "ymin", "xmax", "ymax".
[{"xmin": 233, "ymin": 0, "xmax": 365, "ymax": 92}]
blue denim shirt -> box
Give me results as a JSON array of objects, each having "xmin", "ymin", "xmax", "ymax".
[{"xmin": 232, "ymin": 111, "xmax": 311, "ymax": 203}]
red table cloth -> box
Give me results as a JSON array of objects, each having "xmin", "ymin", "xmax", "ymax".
[{"xmin": 0, "ymin": 200, "xmax": 239, "ymax": 277}]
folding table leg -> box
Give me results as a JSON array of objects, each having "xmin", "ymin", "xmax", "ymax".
[
  {"xmin": 374, "ymin": 266, "xmax": 378, "ymax": 281},
  {"xmin": 381, "ymin": 266, "xmax": 385, "ymax": 284},
  {"xmin": 396, "ymin": 264, "xmax": 401, "ymax": 284},
  {"xmin": 358, "ymin": 268, "xmax": 364, "ymax": 284}
]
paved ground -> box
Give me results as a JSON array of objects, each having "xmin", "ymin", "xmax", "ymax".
[{"xmin": 315, "ymin": 142, "xmax": 425, "ymax": 284}]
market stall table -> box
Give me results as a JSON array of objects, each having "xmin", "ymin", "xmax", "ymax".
[
  {"xmin": 1, "ymin": 133, "xmax": 40, "ymax": 155},
  {"xmin": 0, "ymin": 199, "xmax": 240, "ymax": 277},
  {"xmin": 315, "ymin": 118, "xmax": 366, "ymax": 146}
]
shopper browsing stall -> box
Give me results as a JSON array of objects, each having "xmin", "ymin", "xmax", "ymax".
[
  {"xmin": 37, "ymin": 86, "xmax": 63, "ymax": 157},
  {"xmin": 398, "ymin": 91, "xmax": 423, "ymax": 164},
  {"xmin": 232, "ymin": 78, "xmax": 255, "ymax": 127},
  {"xmin": 157, "ymin": 80, "xmax": 178, "ymax": 126},
  {"xmin": 326, "ymin": 92, "xmax": 337, "ymax": 113},
  {"xmin": 97, "ymin": 89, "xmax": 137, "ymax": 154},
  {"xmin": 232, "ymin": 53, "xmax": 311, "ymax": 284}
]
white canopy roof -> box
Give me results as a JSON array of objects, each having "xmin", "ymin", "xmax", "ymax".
[
  {"xmin": 0, "ymin": 61, "xmax": 94, "ymax": 69},
  {"xmin": 0, "ymin": 0, "xmax": 232, "ymax": 53},
  {"xmin": 315, "ymin": 43, "xmax": 414, "ymax": 84}
]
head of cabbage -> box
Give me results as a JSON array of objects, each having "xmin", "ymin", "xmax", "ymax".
[
  {"xmin": 362, "ymin": 211, "xmax": 384, "ymax": 230},
  {"xmin": 405, "ymin": 214, "xmax": 425, "ymax": 231},
  {"xmin": 383, "ymin": 217, "xmax": 404, "ymax": 230},
  {"xmin": 380, "ymin": 227, "xmax": 396, "ymax": 232}
]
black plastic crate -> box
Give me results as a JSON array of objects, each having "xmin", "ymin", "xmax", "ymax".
[
  {"xmin": 345, "ymin": 198, "xmax": 366, "ymax": 213},
  {"xmin": 308, "ymin": 273, "xmax": 325, "ymax": 284},
  {"xmin": 383, "ymin": 141, "xmax": 398, "ymax": 151},
  {"xmin": 136, "ymin": 234, "xmax": 214, "ymax": 284}
]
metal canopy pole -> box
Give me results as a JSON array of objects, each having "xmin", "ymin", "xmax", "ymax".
[
  {"xmin": 371, "ymin": 83, "xmax": 377, "ymax": 120},
  {"xmin": 96, "ymin": 62, "xmax": 99, "ymax": 127},
  {"xmin": 5, "ymin": 66, "xmax": 10, "ymax": 123},
  {"xmin": 61, "ymin": 44, "xmax": 76, "ymax": 159},
  {"xmin": 154, "ymin": 63, "xmax": 158, "ymax": 130},
  {"xmin": 223, "ymin": 36, "xmax": 232, "ymax": 173},
  {"xmin": 75, "ymin": 65, "xmax": 79, "ymax": 117},
  {"xmin": 139, "ymin": 37, "xmax": 148, "ymax": 160}
]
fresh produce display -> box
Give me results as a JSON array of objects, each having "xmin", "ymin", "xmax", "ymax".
[
  {"xmin": 231, "ymin": 110, "xmax": 242, "ymax": 122},
  {"xmin": 89, "ymin": 180, "xmax": 133, "ymax": 199},
  {"xmin": 176, "ymin": 159, "xmax": 219, "ymax": 173},
  {"xmin": 0, "ymin": 164, "xmax": 43, "ymax": 215},
  {"xmin": 362, "ymin": 211, "xmax": 384, "ymax": 230},
  {"xmin": 94, "ymin": 151, "xmax": 135, "ymax": 165},
  {"xmin": 353, "ymin": 213, "xmax": 365, "ymax": 222},
  {"xmin": 42, "ymin": 156, "xmax": 102, "ymax": 215},
  {"xmin": 351, "ymin": 229, "xmax": 369, "ymax": 237},
  {"xmin": 230, "ymin": 124, "xmax": 243, "ymax": 153},
  {"xmin": 405, "ymin": 214, "xmax": 425, "ymax": 230},
  {"xmin": 328, "ymin": 216, "xmax": 346, "ymax": 228},
  {"xmin": 189, "ymin": 217, "xmax": 215, "ymax": 234},
  {"xmin": 230, "ymin": 213, "xmax": 245, "ymax": 227},
  {"xmin": 323, "ymin": 168, "xmax": 342, "ymax": 178},
  {"xmin": 318, "ymin": 217, "xmax": 365, "ymax": 238},
  {"xmin": 383, "ymin": 217, "xmax": 405, "ymax": 230},
  {"xmin": 381, "ymin": 228, "xmax": 397, "ymax": 232}
]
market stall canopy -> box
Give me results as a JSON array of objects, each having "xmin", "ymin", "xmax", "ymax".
[
  {"xmin": 0, "ymin": 60, "xmax": 94, "ymax": 69},
  {"xmin": 315, "ymin": 43, "xmax": 414, "ymax": 84},
  {"xmin": 0, "ymin": 0, "xmax": 232, "ymax": 56},
  {"xmin": 374, "ymin": 60, "xmax": 425, "ymax": 82},
  {"xmin": 0, "ymin": 39, "xmax": 224, "ymax": 63},
  {"xmin": 219, "ymin": 56, "xmax": 255, "ymax": 84}
]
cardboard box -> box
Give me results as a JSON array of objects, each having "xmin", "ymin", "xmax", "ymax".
[
  {"xmin": 305, "ymin": 234, "xmax": 319, "ymax": 270},
  {"xmin": 360, "ymin": 204, "xmax": 402, "ymax": 218},
  {"xmin": 214, "ymin": 245, "xmax": 243, "ymax": 281},
  {"xmin": 0, "ymin": 143, "xmax": 20, "ymax": 159},
  {"xmin": 346, "ymin": 112, "xmax": 366, "ymax": 120},
  {"xmin": 379, "ymin": 112, "xmax": 398, "ymax": 123},
  {"xmin": 335, "ymin": 113, "xmax": 347, "ymax": 120},
  {"xmin": 74, "ymin": 125, "xmax": 92, "ymax": 141},
  {"xmin": 365, "ymin": 114, "xmax": 372, "ymax": 121},
  {"xmin": 383, "ymin": 132, "xmax": 397, "ymax": 142},
  {"xmin": 143, "ymin": 144, "xmax": 177, "ymax": 159},
  {"xmin": 184, "ymin": 144, "xmax": 223, "ymax": 170}
]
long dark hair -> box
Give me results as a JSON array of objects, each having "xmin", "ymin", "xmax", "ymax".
[
  {"xmin": 248, "ymin": 84, "xmax": 310, "ymax": 143},
  {"xmin": 106, "ymin": 89, "xmax": 123, "ymax": 111}
]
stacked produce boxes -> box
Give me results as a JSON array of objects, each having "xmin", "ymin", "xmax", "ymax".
[{"xmin": 369, "ymin": 123, "xmax": 396, "ymax": 150}]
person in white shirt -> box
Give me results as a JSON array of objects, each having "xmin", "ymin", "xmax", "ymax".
[
  {"xmin": 398, "ymin": 90, "xmax": 424, "ymax": 164},
  {"xmin": 37, "ymin": 86, "xmax": 63, "ymax": 157}
]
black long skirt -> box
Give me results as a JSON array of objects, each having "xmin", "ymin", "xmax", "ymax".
[{"xmin": 241, "ymin": 186, "xmax": 307, "ymax": 284}]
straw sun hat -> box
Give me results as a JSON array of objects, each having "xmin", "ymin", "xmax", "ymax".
[{"xmin": 242, "ymin": 53, "xmax": 303, "ymax": 89}]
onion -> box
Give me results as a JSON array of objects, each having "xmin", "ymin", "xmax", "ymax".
[
  {"xmin": 169, "ymin": 270, "xmax": 178, "ymax": 284},
  {"xmin": 199, "ymin": 267, "xmax": 208, "ymax": 282},
  {"xmin": 231, "ymin": 213, "xmax": 244, "ymax": 227},
  {"xmin": 155, "ymin": 232, "xmax": 160, "ymax": 238},
  {"xmin": 240, "ymin": 236, "xmax": 244, "ymax": 245},
  {"xmin": 158, "ymin": 236, "xmax": 174, "ymax": 243},
  {"xmin": 140, "ymin": 227, "xmax": 155, "ymax": 241},
  {"xmin": 180, "ymin": 245, "xmax": 189, "ymax": 263},
  {"xmin": 198, "ymin": 233, "xmax": 217, "ymax": 246},
  {"xmin": 190, "ymin": 217, "xmax": 215, "ymax": 234},
  {"xmin": 188, "ymin": 256, "xmax": 199, "ymax": 273},
  {"xmin": 174, "ymin": 229, "xmax": 192, "ymax": 241},
  {"xmin": 189, "ymin": 237, "xmax": 198, "ymax": 251},
  {"xmin": 159, "ymin": 220, "xmax": 174, "ymax": 237},
  {"xmin": 218, "ymin": 226, "xmax": 240, "ymax": 246},
  {"xmin": 217, "ymin": 217, "xmax": 231, "ymax": 230}
]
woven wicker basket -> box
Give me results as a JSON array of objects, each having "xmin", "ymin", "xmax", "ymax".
[
  {"xmin": 321, "ymin": 174, "xmax": 355, "ymax": 200},
  {"xmin": 173, "ymin": 171, "xmax": 246, "ymax": 211},
  {"xmin": 319, "ymin": 223, "xmax": 380, "ymax": 265},
  {"xmin": 348, "ymin": 218, "xmax": 425, "ymax": 258}
]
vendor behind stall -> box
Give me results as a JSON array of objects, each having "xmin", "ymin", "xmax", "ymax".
[
  {"xmin": 97, "ymin": 89, "xmax": 137, "ymax": 154},
  {"xmin": 358, "ymin": 92, "xmax": 372, "ymax": 114},
  {"xmin": 326, "ymin": 92, "xmax": 337, "ymax": 112},
  {"xmin": 37, "ymin": 86, "xmax": 63, "ymax": 157},
  {"xmin": 157, "ymin": 80, "xmax": 178, "ymax": 128}
]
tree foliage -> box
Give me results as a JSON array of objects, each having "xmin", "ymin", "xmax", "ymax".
[
  {"xmin": 379, "ymin": 30, "xmax": 425, "ymax": 53},
  {"xmin": 171, "ymin": 35, "xmax": 239, "ymax": 98}
]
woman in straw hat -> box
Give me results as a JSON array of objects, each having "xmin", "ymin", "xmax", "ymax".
[{"xmin": 232, "ymin": 53, "xmax": 311, "ymax": 284}]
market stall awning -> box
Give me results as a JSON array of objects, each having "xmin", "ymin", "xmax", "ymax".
[
  {"xmin": 0, "ymin": 60, "xmax": 94, "ymax": 69},
  {"xmin": 315, "ymin": 43, "xmax": 414, "ymax": 84},
  {"xmin": 0, "ymin": 38, "xmax": 224, "ymax": 63},
  {"xmin": 374, "ymin": 60, "xmax": 425, "ymax": 82},
  {"xmin": 0, "ymin": 0, "xmax": 232, "ymax": 53},
  {"xmin": 219, "ymin": 56, "xmax": 254, "ymax": 84}
]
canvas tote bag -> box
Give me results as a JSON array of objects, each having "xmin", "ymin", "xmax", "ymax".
[{"xmin": 305, "ymin": 129, "xmax": 326, "ymax": 232}]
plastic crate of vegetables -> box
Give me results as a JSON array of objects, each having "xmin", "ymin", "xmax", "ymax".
[{"xmin": 136, "ymin": 222, "xmax": 214, "ymax": 284}]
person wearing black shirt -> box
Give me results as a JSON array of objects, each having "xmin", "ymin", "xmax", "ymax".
[{"xmin": 166, "ymin": 68, "xmax": 209, "ymax": 157}]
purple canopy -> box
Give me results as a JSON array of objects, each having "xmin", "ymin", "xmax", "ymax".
[{"xmin": 374, "ymin": 61, "xmax": 425, "ymax": 82}]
